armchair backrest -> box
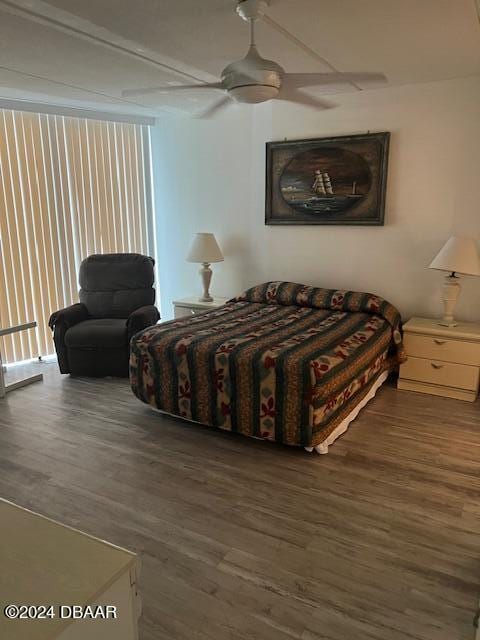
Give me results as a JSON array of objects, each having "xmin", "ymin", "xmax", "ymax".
[{"xmin": 79, "ymin": 253, "xmax": 156, "ymax": 319}]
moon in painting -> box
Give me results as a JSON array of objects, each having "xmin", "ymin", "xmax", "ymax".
[{"xmin": 280, "ymin": 147, "xmax": 372, "ymax": 215}]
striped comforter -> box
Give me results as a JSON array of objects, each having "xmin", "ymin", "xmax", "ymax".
[{"xmin": 130, "ymin": 282, "xmax": 405, "ymax": 448}]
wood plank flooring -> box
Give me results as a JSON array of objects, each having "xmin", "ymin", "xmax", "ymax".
[{"xmin": 0, "ymin": 361, "xmax": 479, "ymax": 640}]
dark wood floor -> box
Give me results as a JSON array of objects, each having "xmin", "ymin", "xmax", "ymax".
[{"xmin": 1, "ymin": 361, "xmax": 479, "ymax": 640}]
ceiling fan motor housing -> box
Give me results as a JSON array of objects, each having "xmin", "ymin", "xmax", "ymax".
[
  {"xmin": 236, "ymin": 0, "xmax": 270, "ymax": 22},
  {"xmin": 221, "ymin": 44, "xmax": 283, "ymax": 103}
]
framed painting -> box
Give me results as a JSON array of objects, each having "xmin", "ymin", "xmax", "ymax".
[{"xmin": 265, "ymin": 132, "xmax": 390, "ymax": 225}]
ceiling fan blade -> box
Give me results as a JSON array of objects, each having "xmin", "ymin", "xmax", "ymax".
[
  {"xmin": 122, "ymin": 82, "xmax": 223, "ymax": 97},
  {"xmin": 276, "ymin": 89, "xmax": 334, "ymax": 111},
  {"xmin": 194, "ymin": 96, "xmax": 232, "ymax": 119},
  {"xmin": 282, "ymin": 72, "xmax": 387, "ymax": 90}
]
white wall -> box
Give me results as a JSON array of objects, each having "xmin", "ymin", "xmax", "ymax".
[
  {"xmin": 151, "ymin": 108, "xmax": 254, "ymax": 318},
  {"xmin": 152, "ymin": 75, "xmax": 480, "ymax": 322}
]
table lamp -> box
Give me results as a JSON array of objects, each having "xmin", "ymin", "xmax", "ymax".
[
  {"xmin": 186, "ymin": 233, "xmax": 224, "ymax": 302},
  {"xmin": 428, "ymin": 236, "xmax": 480, "ymax": 327}
]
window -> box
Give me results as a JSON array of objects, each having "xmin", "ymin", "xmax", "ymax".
[{"xmin": 0, "ymin": 109, "xmax": 154, "ymax": 364}]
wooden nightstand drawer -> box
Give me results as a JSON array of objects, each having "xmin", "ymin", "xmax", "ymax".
[
  {"xmin": 404, "ymin": 333, "xmax": 480, "ymax": 366},
  {"xmin": 400, "ymin": 356, "xmax": 479, "ymax": 391}
]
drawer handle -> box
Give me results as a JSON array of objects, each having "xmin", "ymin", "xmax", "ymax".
[
  {"xmin": 431, "ymin": 362, "xmax": 444, "ymax": 369},
  {"xmin": 433, "ymin": 339, "xmax": 446, "ymax": 345}
]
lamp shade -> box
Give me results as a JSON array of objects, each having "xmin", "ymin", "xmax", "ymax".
[
  {"xmin": 428, "ymin": 236, "xmax": 480, "ymax": 276},
  {"xmin": 186, "ymin": 233, "xmax": 224, "ymax": 263}
]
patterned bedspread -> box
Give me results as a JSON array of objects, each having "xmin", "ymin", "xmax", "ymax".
[{"xmin": 130, "ymin": 282, "xmax": 405, "ymax": 448}]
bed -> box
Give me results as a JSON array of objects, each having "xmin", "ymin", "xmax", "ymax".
[{"xmin": 130, "ymin": 282, "xmax": 405, "ymax": 453}]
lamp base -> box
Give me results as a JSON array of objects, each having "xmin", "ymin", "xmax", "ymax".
[
  {"xmin": 199, "ymin": 262, "xmax": 213, "ymax": 303},
  {"xmin": 438, "ymin": 274, "xmax": 461, "ymax": 328}
]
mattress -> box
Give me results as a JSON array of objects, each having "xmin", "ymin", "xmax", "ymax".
[{"xmin": 130, "ymin": 282, "xmax": 405, "ymax": 449}]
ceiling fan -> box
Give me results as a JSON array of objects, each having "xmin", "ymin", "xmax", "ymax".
[{"xmin": 122, "ymin": 0, "xmax": 387, "ymax": 117}]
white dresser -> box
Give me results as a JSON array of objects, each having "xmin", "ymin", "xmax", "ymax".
[
  {"xmin": 173, "ymin": 296, "xmax": 228, "ymax": 319},
  {"xmin": 398, "ymin": 317, "xmax": 480, "ymax": 402},
  {"xmin": 0, "ymin": 499, "xmax": 141, "ymax": 640}
]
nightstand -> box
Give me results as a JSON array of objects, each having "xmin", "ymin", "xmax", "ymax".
[
  {"xmin": 172, "ymin": 296, "xmax": 228, "ymax": 319},
  {"xmin": 398, "ymin": 317, "xmax": 480, "ymax": 402}
]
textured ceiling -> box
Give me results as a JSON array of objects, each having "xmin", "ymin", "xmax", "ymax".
[{"xmin": 0, "ymin": 0, "xmax": 479, "ymax": 117}]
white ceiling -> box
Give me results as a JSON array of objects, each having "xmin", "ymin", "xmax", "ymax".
[{"xmin": 0, "ymin": 0, "xmax": 479, "ymax": 118}]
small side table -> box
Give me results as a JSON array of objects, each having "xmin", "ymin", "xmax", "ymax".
[
  {"xmin": 0, "ymin": 322, "xmax": 43, "ymax": 398},
  {"xmin": 397, "ymin": 316, "xmax": 480, "ymax": 402},
  {"xmin": 172, "ymin": 296, "xmax": 229, "ymax": 319}
]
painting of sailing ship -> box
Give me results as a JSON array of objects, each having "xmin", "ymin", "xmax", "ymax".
[{"xmin": 265, "ymin": 133, "xmax": 390, "ymax": 225}]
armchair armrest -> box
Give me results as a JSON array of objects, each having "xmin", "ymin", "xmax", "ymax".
[
  {"xmin": 48, "ymin": 303, "xmax": 89, "ymax": 374},
  {"xmin": 127, "ymin": 305, "xmax": 160, "ymax": 339},
  {"xmin": 48, "ymin": 303, "xmax": 89, "ymax": 330}
]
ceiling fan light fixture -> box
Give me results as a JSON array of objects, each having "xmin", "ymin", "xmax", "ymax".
[{"xmin": 229, "ymin": 84, "xmax": 279, "ymax": 103}]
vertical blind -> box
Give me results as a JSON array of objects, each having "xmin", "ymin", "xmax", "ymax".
[{"xmin": 0, "ymin": 109, "xmax": 154, "ymax": 364}]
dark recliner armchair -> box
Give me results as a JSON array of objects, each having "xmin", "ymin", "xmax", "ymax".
[{"xmin": 49, "ymin": 253, "xmax": 160, "ymax": 377}]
